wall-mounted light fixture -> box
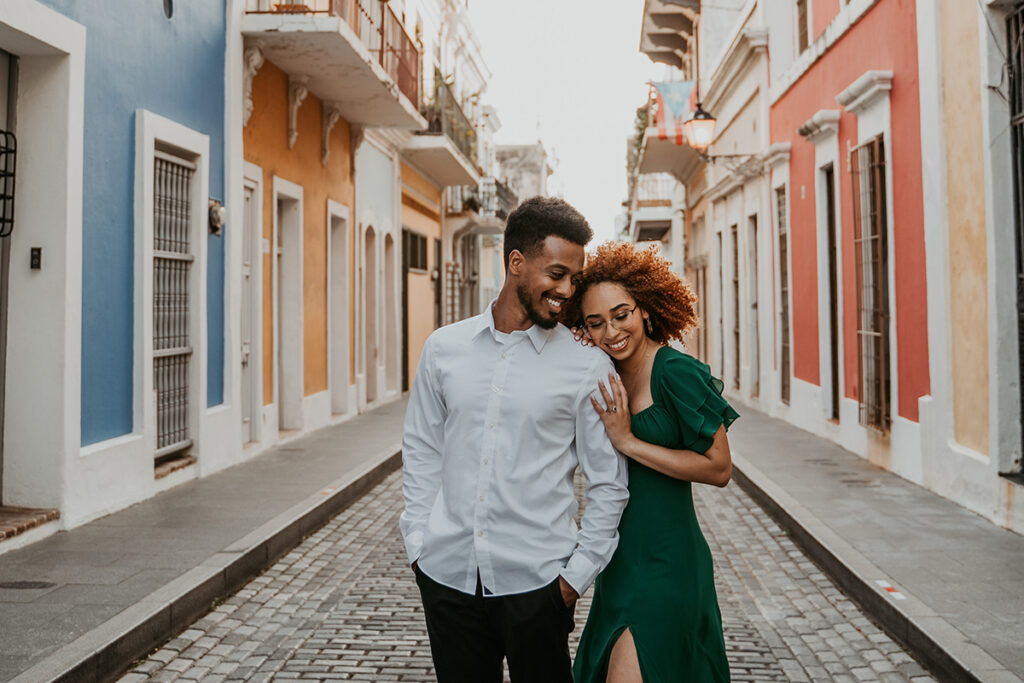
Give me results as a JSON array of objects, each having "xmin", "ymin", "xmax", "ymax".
[
  {"xmin": 209, "ymin": 199, "xmax": 226, "ymax": 236},
  {"xmin": 683, "ymin": 103, "xmax": 716, "ymax": 154}
]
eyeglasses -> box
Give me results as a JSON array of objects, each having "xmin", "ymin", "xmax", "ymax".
[{"xmin": 583, "ymin": 305, "xmax": 639, "ymax": 334}]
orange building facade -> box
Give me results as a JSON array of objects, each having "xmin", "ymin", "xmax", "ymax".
[{"xmin": 241, "ymin": 59, "xmax": 359, "ymax": 445}]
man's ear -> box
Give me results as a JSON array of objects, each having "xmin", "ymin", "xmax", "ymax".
[{"xmin": 507, "ymin": 249, "xmax": 525, "ymax": 276}]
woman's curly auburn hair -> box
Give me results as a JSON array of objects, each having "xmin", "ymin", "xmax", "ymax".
[{"xmin": 561, "ymin": 241, "xmax": 699, "ymax": 345}]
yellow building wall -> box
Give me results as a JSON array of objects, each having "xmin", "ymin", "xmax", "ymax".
[
  {"xmin": 941, "ymin": 0, "xmax": 989, "ymax": 454},
  {"xmin": 401, "ymin": 163, "xmax": 442, "ymax": 384},
  {"xmin": 243, "ymin": 61, "xmax": 356, "ymax": 405}
]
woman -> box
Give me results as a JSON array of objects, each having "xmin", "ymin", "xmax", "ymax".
[{"xmin": 563, "ymin": 242, "xmax": 738, "ymax": 683}]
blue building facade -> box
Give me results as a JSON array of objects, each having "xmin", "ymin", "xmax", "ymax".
[{"xmin": 37, "ymin": 0, "xmax": 226, "ymax": 445}]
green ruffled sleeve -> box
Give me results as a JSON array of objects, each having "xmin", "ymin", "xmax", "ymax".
[{"xmin": 655, "ymin": 349, "xmax": 739, "ymax": 454}]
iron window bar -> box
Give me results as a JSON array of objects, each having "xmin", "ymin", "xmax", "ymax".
[
  {"xmin": 153, "ymin": 154, "xmax": 195, "ymax": 459},
  {"xmin": 0, "ymin": 130, "xmax": 14, "ymax": 238},
  {"xmin": 849, "ymin": 135, "xmax": 891, "ymax": 433}
]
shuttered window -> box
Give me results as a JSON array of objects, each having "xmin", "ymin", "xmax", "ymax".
[
  {"xmin": 850, "ymin": 136, "xmax": 891, "ymax": 432},
  {"xmin": 777, "ymin": 187, "xmax": 791, "ymax": 405}
]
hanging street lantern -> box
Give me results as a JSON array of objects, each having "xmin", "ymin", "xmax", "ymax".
[{"xmin": 683, "ymin": 102, "xmax": 716, "ymax": 153}]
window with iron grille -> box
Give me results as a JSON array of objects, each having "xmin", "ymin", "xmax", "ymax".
[
  {"xmin": 404, "ymin": 229, "xmax": 428, "ymax": 271},
  {"xmin": 850, "ymin": 135, "xmax": 891, "ymax": 432},
  {"xmin": 1008, "ymin": 2, "xmax": 1024, "ymax": 460},
  {"xmin": 717, "ymin": 232, "xmax": 723, "ymax": 374},
  {"xmin": 796, "ymin": 0, "xmax": 809, "ymax": 53},
  {"xmin": 777, "ymin": 186, "xmax": 791, "ymax": 404},
  {"xmin": 0, "ymin": 129, "xmax": 14, "ymax": 238},
  {"xmin": 731, "ymin": 224, "xmax": 740, "ymax": 390},
  {"xmin": 153, "ymin": 150, "xmax": 195, "ymax": 459}
]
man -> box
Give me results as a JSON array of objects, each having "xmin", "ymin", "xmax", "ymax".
[{"xmin": 401, "ymin": 196, "xmax": 629, "ymax": 682}]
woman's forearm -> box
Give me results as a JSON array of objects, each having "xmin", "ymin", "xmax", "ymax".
[{"xmin": 617, "ymin": 425, "xmax": 732, "ymax": 486}]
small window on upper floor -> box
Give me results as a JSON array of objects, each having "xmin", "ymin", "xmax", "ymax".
[{"xmin": 796, "ymin": 0, "xmax": 809, "ymax": 53}]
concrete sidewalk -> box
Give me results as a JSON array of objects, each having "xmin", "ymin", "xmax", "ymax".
[
  {"xmin": 0, "ymin": 397, "xmax": 407, "ymax": 683},
  {"xmin": 729, "ymin": 406, "xmax": 1024, "ymax": 682}
]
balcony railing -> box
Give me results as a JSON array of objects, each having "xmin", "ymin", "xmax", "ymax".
[
  {"xmin": 636, "ymin": 174, "xmax": 675, "ymax": 204},
  {"xmin": 245, "ymin": 0, "xmax": 419, "ymax": 107},
  {"xmin": 479, "ymin": 177, "xmax": 518, "ymax": 220},
  {"xmin": 447, "ymin": 178, "xmax": 517, "ymax": 220},
  {"xmin": 420, "ymin": 70, "xmax": 477, "ymax": 164}
]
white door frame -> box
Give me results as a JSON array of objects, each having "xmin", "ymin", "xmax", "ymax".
[
  {"xmin": 327, "ymin": 199, "xmax": 353, "ymax": 416},
  {"xmin": 242, "ymin": 162, "xmax": 263, "ymax": 443},
  {"xmin": 271, "ymin": 175, "xmax": 303, "ymax": 432}
]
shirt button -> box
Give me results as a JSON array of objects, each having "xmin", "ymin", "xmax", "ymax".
[
  {"xmin": 483, "ymin": 458, "xmax": 489, "ymax": 464},
  {"xmin": 501, "ymin": 352, "xmax": 507, "ymax": 359},
  {"xmin": 492, "ymin": 386, "xmax": 500, "ymax": 393},
  {"xmin": 488, "ymin": 423, "xmax": 494, "ymax": 430},
  {"xmin": 477, "ymin": 530, "xmax": 484, "ymax": 537},
  {"xmin": 479, "ymin": 496, "xmax": 485, "ymax": 502}
]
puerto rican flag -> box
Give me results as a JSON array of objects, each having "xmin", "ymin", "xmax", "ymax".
[{"xmin": 653, "ymin": 81, "xmax": 696, "ymax": 146}]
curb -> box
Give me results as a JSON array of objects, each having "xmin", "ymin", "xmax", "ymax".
[
  {"xmin": 731, "ymin": 452, "xmax": 1021, "ymax": 683},
  {"xmin": 11, "ymin": 444, "xmax": 402, "ymax": 683}
]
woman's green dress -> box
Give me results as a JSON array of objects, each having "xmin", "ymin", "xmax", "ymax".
[{"xmin": 574, "ymin": 346, "xmax": 739, "ymax": 682}]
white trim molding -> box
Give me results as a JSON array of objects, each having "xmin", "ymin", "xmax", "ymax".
[
  {"xmin": 326, "ymin": 199, "xmax": 353, "ymax": 418},
  {"xmin": 764, "ymin": 142, "xmax": 792, "ymax": 169},
  {"xmin": 270, "ymin": 175, "xmax": 304, "ymax": 433},
  {"xmin": 287, "ymin": 76, "xmax": 308, "ymax": 150},
  {"xmin": 798, "ymin": 109, "xmax": 842, "ymax": 143},
  {"xmin": 0, "ymin": 1, "xmax": 86, "ymax": 518},
  {"xmin": 242, "ymin": 45, "xmax": 264, "ymax": 128},
  {"xmin": 836, "ymin": 70, "xmax": 893, "ymax": 116},
  {"xmin": 705, "ymin": 26, "xmax": 770, "ymax": 113}
]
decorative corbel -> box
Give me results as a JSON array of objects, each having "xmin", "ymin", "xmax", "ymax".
[
  {"xmin": 322, "ymin": 101, "xmax": 343, "ymax": 166},
  {"xmin": 243, "ymin": 46, "xmax": 264, "ymax": 127},
  {"xmin": 288, "ymin": 76, "xmax": 309, "ymax": 149},
  {"xmin": 349, "ymin": 124, "xmax": 365, "ymax": 178}
]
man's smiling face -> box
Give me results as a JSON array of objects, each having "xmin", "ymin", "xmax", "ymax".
[{"xmin": 514, "ymin": 236, "xmax": 585, "ymax": 329}]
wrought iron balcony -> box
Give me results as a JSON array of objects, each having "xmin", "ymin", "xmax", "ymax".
[
  {"xmin": 243, "ymin": 0, "xmax": 423, "ymax": 128},
  {"xmin": 421, "ymin": 72, "xmax": 476, "ymax": 164},
  {"xmin": 403, "ymin": 71, "xmax": 480, "ymax": 186},
  {"xmin": 479, "ymin": 177, "xmax": 518, "ymax": 221},
  {"xmin": 446, "ymin": 177, "xmax": 516, "ymax": 220}
]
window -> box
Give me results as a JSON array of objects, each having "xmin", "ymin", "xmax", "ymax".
[
  {"xmin": 777, "ymin": 186, "xmax": 791, "ymax": 405},
  {"xmin": 824, "ymin": 164, "xmax": 840, "ymax": 421},
  {"xmin": 850, "ymin": 135, "xmax": 891, "ymax": 431},
  {"xmin": 1008, "ymin": 2, "xmax": 1024, "ymax": 456},
  {"xmin": 153, "ymin": 150, "xmax": 195, "ymax": 459},
  {"xmin": 796, "ymin": 0, "xmax": 809, "ymax": 53},
  {"xmin": 403, "ymin": 229, "xmax": 428, "ymax": 271},
  {"xmin": 731, "ymin": 224, "xmax": 740, "ymax": 390},
  {"xmin": 717, "ymin": 232, "xmax": 723, "ymax": 374}
]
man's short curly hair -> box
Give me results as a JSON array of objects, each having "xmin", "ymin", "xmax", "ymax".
[
  {"xmin": 561, "ymin": 241, "xmax": 699, "ymax": 344},
  {"xmin": 503, "ymin": 196, "xmax": 593, "ymax": 267}
]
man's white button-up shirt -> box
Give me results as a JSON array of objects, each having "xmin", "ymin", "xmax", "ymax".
[{"xmin": 400, "ymin": 305, "xmax": 629, "ymax": 597}]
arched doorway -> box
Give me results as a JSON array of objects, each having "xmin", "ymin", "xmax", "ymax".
[
  {"xmin": 385, "ymin": 233, "xmax": 398, "ymax": 393},
  {"xmin": 363, "ymin": 226, "xmax": 378, "ymax": 403}
]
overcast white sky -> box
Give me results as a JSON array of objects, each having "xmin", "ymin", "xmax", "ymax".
[{"xmin": 467, "ymin": 0, "xmax": 661, "ymax": 243}]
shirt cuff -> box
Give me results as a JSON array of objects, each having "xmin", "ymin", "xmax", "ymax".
[
  {"xmin": 403, "ymin": 529, "xmax": 424, "ymax": 566},
  {"xmin": 560, "ymin": 552, "xmax": 599, "ymax": 597}
]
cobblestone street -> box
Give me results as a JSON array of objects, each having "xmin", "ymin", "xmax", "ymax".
[{"xmin": 123, "ymin": 472, "xmax": 935, "ymax": 682}]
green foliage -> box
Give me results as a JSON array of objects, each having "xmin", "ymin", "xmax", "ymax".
[{"xmin": 626, "ymin": 104, "xmax": 649, "ymax": 179}]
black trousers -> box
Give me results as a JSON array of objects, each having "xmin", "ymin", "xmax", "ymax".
[{"xmin": 414, "ymin": 566, "xmax": 576, "ymax": 683}]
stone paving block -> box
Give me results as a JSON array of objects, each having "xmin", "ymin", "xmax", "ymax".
[{"xmin": 122, "ymin": 472, "xmax": 937, "ymax": 683}]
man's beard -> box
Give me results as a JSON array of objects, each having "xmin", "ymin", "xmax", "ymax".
[{"xmin": 516, "ymin": 283, "xmax": 559, "ymax": 329}]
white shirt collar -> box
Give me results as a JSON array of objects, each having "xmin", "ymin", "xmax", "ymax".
[{"xmin": 472, "ymin": 299, "xmax": 555, "ymax": 353}]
